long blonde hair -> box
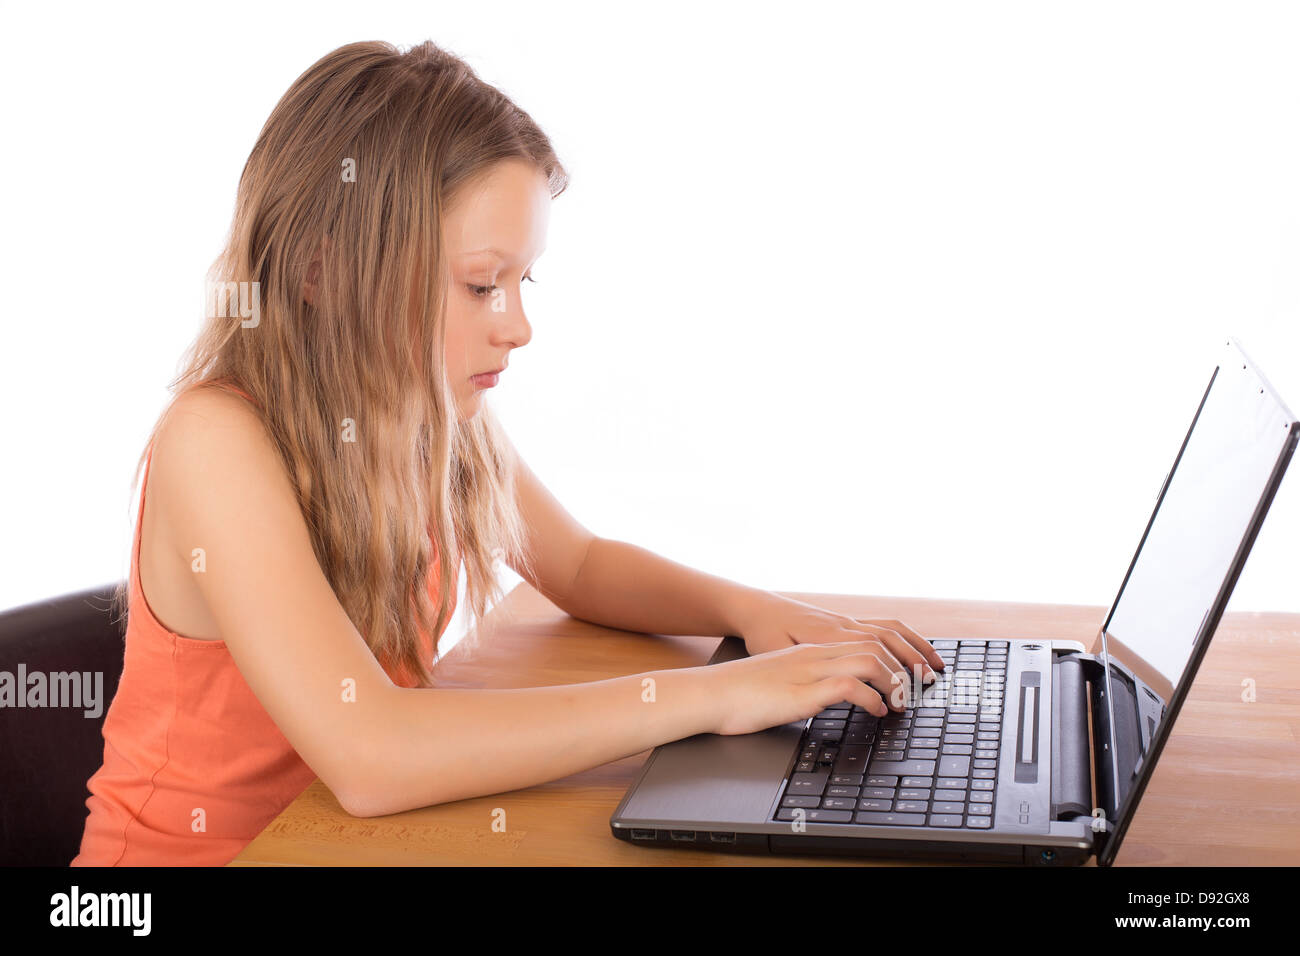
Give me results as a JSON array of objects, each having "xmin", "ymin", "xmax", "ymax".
[{"xmin": 114, "ymin": 40, "xmax": 568, "ymax": 686}]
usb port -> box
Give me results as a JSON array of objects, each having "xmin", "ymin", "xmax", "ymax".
[
  {"xmin": 668, "ymin": 830, "xmax": 697, "ymax": 842},
  {"xmin": 630, "ymin": 829, "xmax": 657, "ymax": 840},
  {"xmin": 709, "ymin": 831, "xmax": 736, "ymax": 844}
]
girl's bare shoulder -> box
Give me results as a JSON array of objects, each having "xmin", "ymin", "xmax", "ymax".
[
  {"xmin": 148, "ymin": 385, "xmax": 285, "ymax": 522},
  {"xmin": 140, "ymin": 386, "xmax": 280, "ymax": 640}
]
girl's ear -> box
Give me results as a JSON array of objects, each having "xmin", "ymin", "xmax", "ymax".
[{"xmin": 303, "ymin": 235, "xmax": 332, "ymax": 306}]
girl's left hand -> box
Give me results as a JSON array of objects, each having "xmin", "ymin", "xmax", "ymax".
[{"xmin": 733, "ymin": 593, "xmax": 944, "ymax": 704}]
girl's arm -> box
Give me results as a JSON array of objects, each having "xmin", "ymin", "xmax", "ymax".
[
  {"xmin": 558, "ymin": 537, "xmax": 775, "ymax": 638},
  {"xmin": 151, "ymin": 389, "xmax": 722, "ymax": 818}
]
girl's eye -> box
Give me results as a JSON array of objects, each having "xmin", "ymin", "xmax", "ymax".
[{"xmin": 468, "ymin": 276, "xmax": 535, "ymax": 298}]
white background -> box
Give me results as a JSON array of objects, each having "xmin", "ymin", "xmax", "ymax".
[{"xmin": 2, "ymin": 1, "xmax": 1298, "ymax": 653}]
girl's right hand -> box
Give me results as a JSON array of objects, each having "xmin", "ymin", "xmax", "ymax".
[{"xmin": 701, "ymin": 640, "xmax": 928, "ymax": 736}]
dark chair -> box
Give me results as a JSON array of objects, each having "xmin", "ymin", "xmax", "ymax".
[{"xmin": 0, "ymin": 584, "xmax": 125, "ymax": 866}]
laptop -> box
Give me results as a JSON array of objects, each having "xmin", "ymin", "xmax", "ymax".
[{"xmin": 611, "ymin": 337, "xmax": 1299, "ymax": 866}]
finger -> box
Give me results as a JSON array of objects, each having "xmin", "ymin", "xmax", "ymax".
[
  {"xmin": 881, "ymin": 619, "xmax": 945, "ymax": 672},
  {"xmin": 811, "ymin": 671, "xmax": 889, "ymax": 718},
  {"xmin": 838, "ymin": 628, "xmax": 919, "ymax": 697},
  {"xmin": 824, "ymin": 652, "xmax": 911, "ymax": 714},
  {"xmin": 808, "ymin": 638, "xmax": 912, "ymax": 700},
  {"xmin": 856, "ymin": 619, "xmax": 943, "ymax": 675}
]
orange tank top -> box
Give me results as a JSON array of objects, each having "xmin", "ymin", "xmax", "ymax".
[{"xmin": 71, "ymin": 380, "xmax": 458, "ymax": 866}]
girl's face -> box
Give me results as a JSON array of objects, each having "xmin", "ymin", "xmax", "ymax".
[{"xmin": 441, "ymin": 158, "xmax": 551, "ymax": 421}]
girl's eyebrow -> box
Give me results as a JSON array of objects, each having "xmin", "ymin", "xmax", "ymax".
[{"xmin": 459, "ymin": 246, "xmax": 547, "ymax": 265}]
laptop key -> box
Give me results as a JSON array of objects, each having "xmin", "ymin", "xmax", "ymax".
[
  {"xmin": 862, "ymin": 787, "xmax": 896, "ymax": 799},
  {"xmin": 788, "ymin": 772, "xmax": 830, "ymax": 796},
  {"xmin": 968, "ymin": 791, "xmax": 993, "ymax": 803},
  {"xmin": 934, "ymin": 789, "xmax": 967, "ymax": 801},
  {"xmin": 966, "ymin": 817, "xmax": 993, "ymax": 828},
  {"xmin": 967, "ymin": 803, "xmax": 993, "ymax": 816},
  {"xmin": 929, "ymin": 814, "xmax": 964, "ymax": 827},
  {"xmin": 782, "ymin": 795, "xmax": 821, "ymax": 808},
  {"xmin": 833, "ymin": 746, "xmax": 872, "ymax": 774},
  {"xmin": 895, "ymin": 801, "xmax": 928, "ymax": 812},
  {"xmin": 865, "ymin": 775, "xmax": 898, "ymax": 787},
  {"xmin": 867, "ymin": 758, "xmax": 936, "ymax": 776},
  {"xmin": 776, "ymin": 808, "xmax": 853, "ymax": 823},
  {"xmin": 932, "ymin": 801, "xmax": 966, "ymax": 814},
  {"xmin": 858, "ymin": 799, "xmax": 892, "ymax": 811},
  {"xmin": 939, "ymin": 755, "xmax": 971, "ymax": 777},
  {"xmin": 831, "ymin": 774, "xmax": 864, "ymax": 786},
  {"xmin": 821, "ymin": 797, "xmax": 856, "ymax": 810},
  {"xmin": 854, "ymin": 812, "xmax": 926, "ymax": 826},
  {"xmin": 827, "ymin": 785, "xmax": 861, "ymax": 797},
  {"xmin": 898, "ymin": 788, "xmax": 931, "ymax": 800}
]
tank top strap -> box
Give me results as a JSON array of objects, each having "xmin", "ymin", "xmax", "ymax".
[
  {"xmin": 198, "ymin": 377, "xmax": 262, "ymax": 410},
  {"xmin": 130, "ymin": 444, "xmax": 155, "ymax": 599}
]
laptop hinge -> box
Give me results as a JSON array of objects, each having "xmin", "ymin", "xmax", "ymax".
[{"xmin": 1052, "ymin": 650, "xmax": 1114, "ymax": 842}]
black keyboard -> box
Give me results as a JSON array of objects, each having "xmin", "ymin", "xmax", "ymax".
[{"xmin": 773, "ymin": 639, "xmax": 1007, "ymax": 829}]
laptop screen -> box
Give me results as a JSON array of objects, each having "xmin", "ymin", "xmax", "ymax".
[{"xmin": 1097, "ymin": 337, "xmax": 1298, "ymax": 861}]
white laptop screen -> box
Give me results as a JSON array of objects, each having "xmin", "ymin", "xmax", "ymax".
[{"xmin": 1099, "ymin": 337, "xmax": 1297, "ymax": 833}]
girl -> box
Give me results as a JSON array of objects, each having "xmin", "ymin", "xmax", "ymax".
[{"xmin": 72, "ymin": 39, "xmax": 941, "ymax": 866}]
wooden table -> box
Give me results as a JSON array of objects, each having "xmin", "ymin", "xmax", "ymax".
[{"xmin": 230, "ymin": 584, "xmax": 1300, "ymax": 866}]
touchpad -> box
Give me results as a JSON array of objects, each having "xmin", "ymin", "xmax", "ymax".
[
  {"xmin": 617, "ymin": 720, "xmax": 804, "ymax": 826},
  {"xmin": 619, "ymin": 635, "xmax": 801, "ymax": 826}
]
